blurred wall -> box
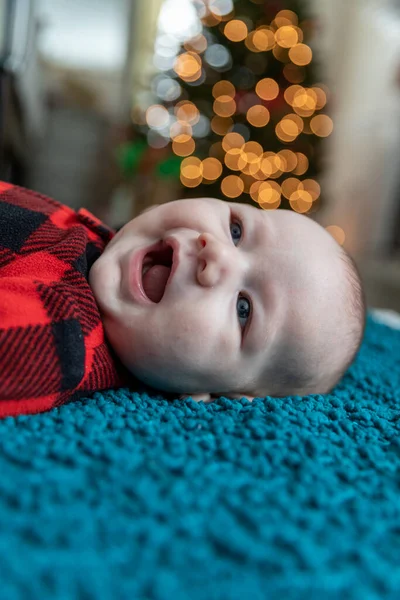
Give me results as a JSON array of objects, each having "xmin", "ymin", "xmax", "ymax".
[
  {"xmin": 309, "ymin": 0, "xmax": 400, "ymax": 261},
  {"xmin": 38, "ymin": 0, "xmax": 133, "ymax": 121}
]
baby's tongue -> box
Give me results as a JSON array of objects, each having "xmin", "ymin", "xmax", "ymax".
[{"xmin": 142, "ymin": 265, "xmax": 171, "ymax": 303}]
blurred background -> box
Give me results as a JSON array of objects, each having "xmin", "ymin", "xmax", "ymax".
[{"xmin": 1, "ymin": 0, "xmax": 400, "ymax": 310}]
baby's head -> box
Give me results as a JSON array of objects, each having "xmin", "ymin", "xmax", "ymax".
[{"xmin": 89, "ymin": 197, "xmax": 366, "ymax": 401}]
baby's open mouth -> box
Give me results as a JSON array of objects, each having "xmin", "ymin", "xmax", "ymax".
[{"xmin": 141, "ymin": 242, "xmax": 173, "ymax": 303}]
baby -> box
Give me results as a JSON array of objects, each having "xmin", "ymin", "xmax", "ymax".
[
  {"xmin": 89, "ymin": 196, "xmax": 367, "ymax": 403},
  {"xmin": 0, "ymin": 183, "xmax": 366, "ymax": 417}
]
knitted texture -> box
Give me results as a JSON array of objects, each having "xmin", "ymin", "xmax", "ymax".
[{"xmin": 0, "ymin": 313, "xmax": 399, "ymax": 600}]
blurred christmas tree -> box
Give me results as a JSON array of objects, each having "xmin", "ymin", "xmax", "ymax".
[{"xmin": 127, "ymin": 0, "xmax": 332, "ymax": 214}]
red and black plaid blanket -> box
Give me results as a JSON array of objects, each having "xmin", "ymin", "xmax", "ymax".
[{"xmin": 0, "ymin": 182, "xmax": 128, "ymax": 417}]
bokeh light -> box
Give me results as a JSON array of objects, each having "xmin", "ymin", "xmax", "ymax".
[
  {"xmin": 326, "ymin": 225, "xmax": 346, "ymax": 246},
  {"xmin": 224, "ymin": 148, "xmax": 247, "ymax": 171},
  {"xmin": 292, "ymin": 153, "xmax": 309, "ymax": 175},
  {"xmin": 211, "ymin": 116, "xmax": 233, "ymax": 135},
  {"xmin": 221, "ymin": 175, "xmax": 245, "ymax": 198},
  {"xmin": 212, "ymin": 80, "xmax": 236, "ymax": 98},
  {"xmin": 222, "ymin": 132, "xmax": 245, "ymax": 151},
  {"xmin": 289, "ymin": 189, "xmax": 313, "ymax": 213},
  {"xmin": 277, "ymin": 149, "xmax": 298, "ymax": 172},
  {"xmin": 202, "ymin": 157, "xmax": 223, "ymax": 181},
  {"xmin": 289, "ymin": 43, "xmax": 313, "ymax": 66},
  {"xmin": 246, "ymin": 105, "xmax": 270, "ymax": 127},
  {"xmin": 184, "ymin": 34, "xmax": 208, "ymax": 54},
  {"xmin": 213, "ymin": 95, "xmax": 236, "ymax": 117},
  {"xmin": 174, "ymin": 51, "xmax": 202, "ymax": 81},
  {"xmin": 181, "ymin": 156, "xmax": 203, "ymax": 179},
  {"xmin": 224, "ymin": 19, "xmax": 248, "ymax": 42},
  {"xmin": 255, "ymin": 78, "xmax": 279, "ymax": 101},
  {"xmin": 170, "ymin": 120, "xmax": 192, "ymax": 139},
  {"xmin": 253, "ymin": 27, "xmax": 276, "ymax": 51},
  {"xmin": 146, "ymin": 105, "xmax": 170, "ymax": 129},
  {"xmin": 275, "ymin": 26, "xmax": 298, "ymax": 48},
  {"xmin": 276, "ymin": 10, "xmax": 299, "ymax": 26},
  {"xmin": 310, "ymin": 114, "xmax": 334, "ymax": 137},
  {"xmin": 175, "ymin": 101, "xmax": 200, "ymax": 125},
  {"xmin": 172, "ymin": 135, "xmax": 195, "ymax": 156}
]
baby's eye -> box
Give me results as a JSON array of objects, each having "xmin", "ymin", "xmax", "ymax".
[
  {"xmin": 230, "ymin": 220, "xmax": 242, "ymax": 246},
  {"xmin": 237, "ymin": 295, "xmax": 251, "ymax": 330}
]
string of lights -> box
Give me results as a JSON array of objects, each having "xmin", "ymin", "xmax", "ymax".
[{"xmin": 130, "ymin": 0, "xmax": 344, "ymax": 244}]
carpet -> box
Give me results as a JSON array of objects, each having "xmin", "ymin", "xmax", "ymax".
[{"xmin": 0, "ymin": 312, "xmax": 399, "ymax": 599}]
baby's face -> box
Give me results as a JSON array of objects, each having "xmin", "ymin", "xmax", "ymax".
[{"xmin": 89, "ymin": 197, "xmax": 345, "ymax": 398}]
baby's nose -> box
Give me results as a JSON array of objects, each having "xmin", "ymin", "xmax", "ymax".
[{"xmin": 196, "ymin": 233, "xmax": 235, "ymax": 287}]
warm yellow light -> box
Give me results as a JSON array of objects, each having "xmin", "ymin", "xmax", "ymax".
[
  {"xmin": 312, "ymin": 87, "xmax": 327, "ymax": 110},
  {"xmin": 245, "ymin": 32, "xmax": 260, "ymax": 53},
  {"xmin": 281, "ymin": 177, "xmax": 302, "ymax": 199},
  {"xmin": 296, "ymin": 27, "xmax": 304, "ymax": 43},
  {"xmin": 213, "ymin": 95, "xmax": 236, "ymax": 117},
  {"xmin": 272, "ymin": 44, "xmax": 290, "ymax": 63},
  {"xmin": 242, "ymin": 141, "xmax": 263, "ymax": 162},
  {"xmin": 246, "ymin": 105, "xmax": 270, "ymax": 127},
  {"xmin": 258, "ymin": 181, "xmax": 281, "ymax": 206},
  {"xmin": 292, "ymin": 105, "xmax": 315, "ymax": 118},
  {"xmin": 292, "ymin": 153, "xmax": 309, "ymax": 175},
  {"xmin": 184, "ymin": 34, "xmax": 208, "ymax": 54},
  {"xmin": 224, "ymin": 19, "xmax": 248, "ymax": 42},
  {"xmin": 260, "ymin": 153, "xmax": 281, "ymax": 177},
  {"xmin": 180, "ymin": 173, "xmax": 202, "ymax": 188},
  {"xmin": 275, "ymin": 26, "xmax": 299, "ymax": 48},
  {"xmin": 301, "ymin": 179, "xmax": 321, "ymax": 201},
  {"xmin": 282, "ymin": 113, "xmax": 304, "ymax": 134},
  {"xmin": 256, "ymin": 78, "xmax": 279, "ymax": 101},
  {"xmin": 252, "ymin": 28, "xmax": 276, "ymax": 51},
  {"xmin": 212, "ymin": 80, "xmax": 236, "ymax": 99},
  {"xmin": 174, "ymin": 52, "xmax": 202, "ymax": 80},
  {"xmin": 221, "ymin": 175, "xmax": 245, "ymax": 198},
  {"xmin": 310, "ymin": 114, "xmax": 334, "ymax": 137},
  {"xmin": 293, "ymin": 88, "xmax": 317, "ymax": 111},
  {"xmin": 172, "ymin": 136, "xmax": 195, "ymax": 157},
  {"xmin": 271, "ymin": 17, "xmax": 292, "ymax": 29},
  {"xmin": 248, "ymin": 162, "xmax": 268, "ymax": 180},
  {"xmin": 279, "ymin": 118, "xmax": 299, "ymax": 138},
  {"xmin": 201, "ymin": 11, "xmax": 222, "ymax": 27},
  {"xmin": 289, "ymin": 189, "xmax": 313, "ymax": 213},
  {"xmin": 202, "ymin": 157, "xmax": 223, "ymax": 181},
  {"xmin": 224, "ymin": 149, "xmax": 247, "ymax": 171},
  {"xmin": 250, "ymin": 181, "xmax": 281, "ymax": 209},
  {"xmin": 210, "ymin": 116, "xmax": 233, "ymax": 135},
  {"xmin": 180, "ymin": 156, "xmax": 203, "ymax": 179},
  {"xmin": 289, "ymin": 43, "xmax": 313, "ymax": 66},
  {"xmin": 146, "ymin": 105, "xmax": 169, "ymax": 129},
  {"xmin": 222, "ymin": 132, "xmax": 245, "ymax": 152},
  {"xmin": 284, "ymin": 85, "xmax": 304, "ymax": 106},
  {"xmin": 276, "ymin": 10, "xmax": 299, "ymax": 26},
  {"xmin": 170, "ymin": 121, "xmax": 192, "ymax": 140},
  {"xmin": 258, "ymin": 155, "xmax": 273, "ymax": 178},
  {"xmin": 277, "ymin": 149, "xmax": 298, "ymax": 172},
  {"xmin": 175, "ymin": 101, "xmax": 200, "ymax": 125},
  {"xmin": 326, "ymin": 225, "xmax": 346, "ymax": 246},
  {"xmin": 275, "ymin": 122, "xmax": 297, "ymax": 142}
]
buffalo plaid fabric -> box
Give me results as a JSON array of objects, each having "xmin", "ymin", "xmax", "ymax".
[{"xmin": 0, "ymin": 181, "xmax": 129, "ymax": 418}]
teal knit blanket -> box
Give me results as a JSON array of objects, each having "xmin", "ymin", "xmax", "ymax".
[{"xmin": 1, "ymin": 312, "xmax": 400, "ymax": 599}]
